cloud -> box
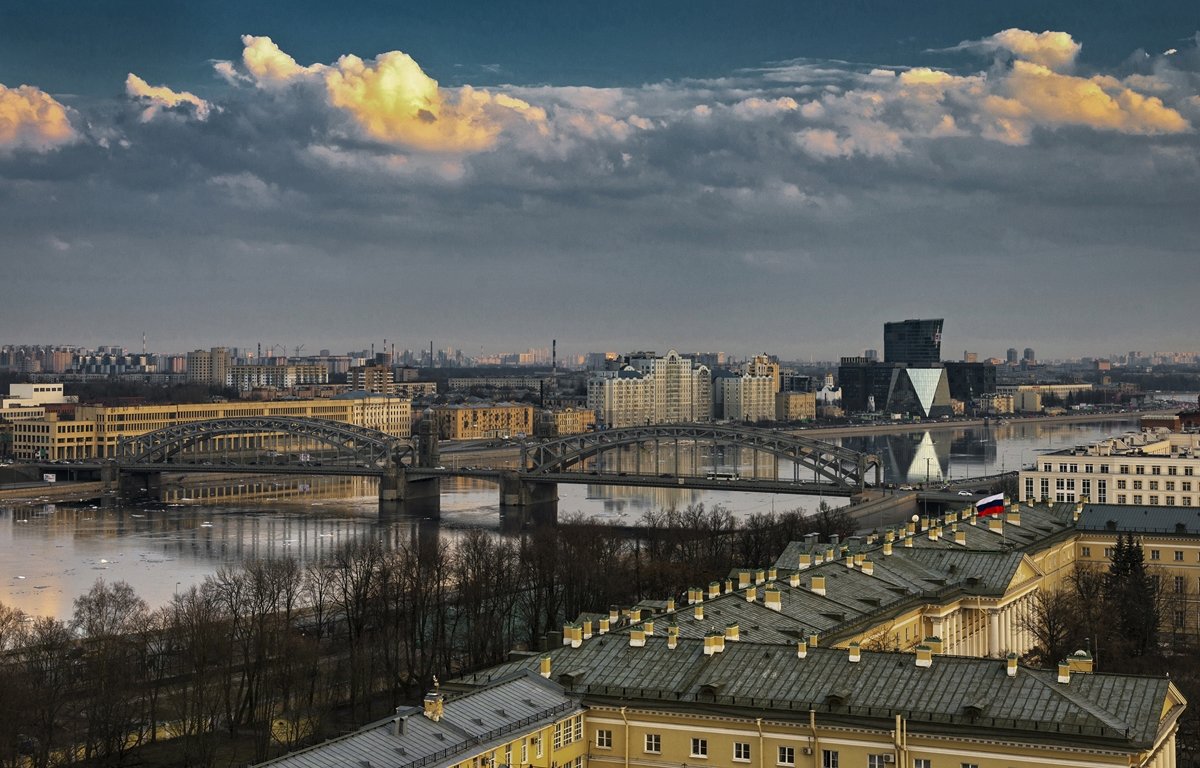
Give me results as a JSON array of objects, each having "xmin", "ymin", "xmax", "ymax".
[
  {"xmin": 125, "ymin": 73, "xmax": 212, "ymax": 121},
  {"xmin": 948, "ymin": 28, "xmax": 1082, "ymax": 72},
  {"xmin": 991, "ymin": 60, "xmax": 1189, "ymax": 137},
  {"xmin": 0, "ymin": 83, "xmax": 76, "ymax": 152},
  {"xmin": 232, "ymin": 36, "xmax": 546, "ymax": 152},
  {"xmin": 240, "ymin": 35, "xmax": 326, "ymax": 86}
]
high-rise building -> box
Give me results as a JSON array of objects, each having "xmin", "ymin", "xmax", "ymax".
[
  {"xmin": 1006, "ymin": 347, "xmax": 1019, "ymax": 365},
  {"xmin": 185, "ymin": 347, "xmax": 231, "ymax": 386},
  {"xmin": 883, "ymin": 319, "xmax": 943, "ymax": 365},
  {"xmin": 588, "ymin": 350, "xmax": 712, "ymax": 427},
  {"xmin": 962, "ymin": 350, "xmax": 977, "ymax": 363},
  {"xmin": 1023, "ymin": 347, "xmax": 1036, "ymax": 363}
]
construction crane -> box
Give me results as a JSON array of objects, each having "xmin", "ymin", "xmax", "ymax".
[{"xmin": 294, "ymin": 344, "xmax": 305, "ymax": 358}]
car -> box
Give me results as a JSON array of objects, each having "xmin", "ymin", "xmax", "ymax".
[{"xmin": 957, "ymin": 490, "xmax": 973, "ymax": 496}]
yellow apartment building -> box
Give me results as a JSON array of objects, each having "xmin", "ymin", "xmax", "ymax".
[{"xmin": 432, "ymin": 403, "xmax": 534, "ymax": 440}]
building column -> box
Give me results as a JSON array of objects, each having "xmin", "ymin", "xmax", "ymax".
[
  {"xmin": 987, "ymin": 609, "xmax": 1001, "ymax": 658},
  {"xmin": 931, "ymin": 615, "xmax": 944, "ymax": 646}
]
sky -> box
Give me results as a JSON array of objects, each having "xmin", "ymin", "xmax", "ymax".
[{"xmin": 1, "ymin": 1, "xmax": 1198, "ymax": 361}]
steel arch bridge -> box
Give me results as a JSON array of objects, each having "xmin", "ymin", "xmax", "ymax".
[
  {"xmin": 116, "ymin": 417, "xmax": 413, "ymax": 467},
  {"xmin": 522, "ymin": 424, "xmax": 881, "ymax": 490}
]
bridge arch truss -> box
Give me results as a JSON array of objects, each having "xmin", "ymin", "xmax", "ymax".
[
  {"xmin": 116, "ymin": 417, "xmax": 412, "ymax": 467},
  {"xmin": 522, "ymin": 424, "xmax": 880, "ymax": 490}
]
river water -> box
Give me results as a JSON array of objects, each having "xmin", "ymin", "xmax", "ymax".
[{"xmin": 0, "ymin": 418, "xmax": 1141, "ymax": 619}]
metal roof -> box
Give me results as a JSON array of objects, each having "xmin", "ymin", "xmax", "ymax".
[
  {"xmin": 1080, "ymin": 504, "xmax": 1200, "ymax": 535},
  {"xmin": 461, "ymin": 638, "xmax": 1168, "ymax": 750},
  {"xmin": 256, "ymin": 673, "xmax": 580, "ymax": 768}
]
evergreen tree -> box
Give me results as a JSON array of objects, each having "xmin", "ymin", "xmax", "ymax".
[{"xmin": 1104, "ymin": 533, "xmax": 1161, "ymax": 660}]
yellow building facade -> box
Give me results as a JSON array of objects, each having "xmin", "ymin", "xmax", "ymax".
[
  {"xmin": 12, "ymin": 397, "xmax": 410, "ymax": 460},
  {"xmin": 432, "ymin": 403, "xmax": 534, "ymax": 440}
]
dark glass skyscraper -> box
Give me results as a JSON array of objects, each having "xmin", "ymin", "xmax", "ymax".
[{"xmin": 884, "ymin": 319, "xmax": 944, "ymax": 366}]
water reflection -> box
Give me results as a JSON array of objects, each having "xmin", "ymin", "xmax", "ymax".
[{"xmin": 0, "ymin": 417, "xmax": 1140, "ymax": 618}]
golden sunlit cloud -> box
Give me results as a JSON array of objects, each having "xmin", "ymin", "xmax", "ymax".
[
  {"xmin": 125, "ymin": 74, "xmax": 212, "ymax": 121},
  {"xmin": 240, "ymin": 35, "xmax": 325, "ymax": 86},
  {"xmin": 236, "ymin": 36, "xmax": 546, "ymax": 152},
  {"xmin": 988, "ymin": 60, "xmax": 1189, "ymax": 140},
  {"xmin": 0, "ymin": 83, "xmax": 75, "ymax": 152},
  {"xmin": 987, "ymin": 29, "xmax": 1082, "ymax": 71}
]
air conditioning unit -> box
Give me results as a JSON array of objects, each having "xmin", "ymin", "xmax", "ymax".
[
  {"xmin": 883, "ymin": 756, "xmax": 895, "ymax": 764},
  {"xmin": 801, "ymin": 747, "xmax": 813, "ymax": 756}
]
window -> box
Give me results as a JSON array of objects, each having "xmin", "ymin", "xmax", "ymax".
[
  {"xmin": 1081, "ymin": 546, "xmax": 1091, "ymax": 557},
  {"xmin": 645, "ymin": 734, "xmax": 661, "ymax": 754},
  {"xmin": 1117, "ymin": 494, "xmax": 1127, "ymax": 504},
  {"xmin": 1170, "ymin": 466, "xmax": 1179, "ymax": 476},
  {"xmin": 1133, "ymin": 480, "xmax": 1143, "ymax": 490},
  {"xmin": 822, "ymin": 750, "xmax": 839, "ymax": 768},
  {"xmin": 1175, "ymin": 610, "xmax": 1186, "ymax": 627},
  {"xmin": 534, "ymin": 736, "xmax": 543, "ymax": 759},
  {"xmin": 962, "ymin": 764, "xmax": 980, "ymax": 768},
  {"xmin": 1150, "ymin": 481, "xmax": 1160, "ymax": 491},
  {"xmin": 1137, "ymin": 466, "xmax": 1145, "ymax": 475},
  {"xmin": 1176, "ymin": 576, "xmax": 1186, "ymax": 593},
  {"xmin": 691, "ymin": 738, "xmax": 708, "ymax": 758},
  {"xmin": 1187, "ymin": 467, "xmax": 1195, "ymax": 477},
  {"xmin": 1069, "ymin": 463, "xmax": 1078, "ymax": 473},
  {"xmin": 1168, "ymin": 496, "xmax": 1177, "ymax": 506},
  {"xmin": 1153, "ymin": 466, "xmax": 1162, "ymax": 475},
  {"xmin": 1041, "ymin": 478, "xmax": 1050, "ymax": 499},
  {"xmin": 734, "ymin": 743, "xmax": 751, "ymax": 762},
  {"xmin": 1150, "ymin": 495, "xmax": 1159, "ymax": 505},
  {"xmin": 1058, "ymin": 463, "xmax": 1068, "ymax": 473},
  {"xmin": 1120, "ymin": 464, "xmax": 1130, "ymax": 474},
  {"xmin": 1043, "ymin": 463, "xmax": 1052, "ymax": 472},
  {"xmin": 1117, "ymin": 479, "xmax": 1127, "ymax": 490},
  {"xmin": 1133, "ymin": 495, "xmax": 1142, "ymax": 504},
  {"xmin": 1185, "ymin": 482, "xmax": 1193, "ymax": 492},
  {"xmin": 778, "ymin": 746, "xmax": 795, "ymax": 766},
  {"xmin": 1082, "ymin": 479, "xmax": 1091, "ymax": 497},
  {"xmin": 1100, "ymin": 464, "xmax": 1110, "ymax": 474},
  {"xmin": 1098, "ymin": 479, "xmax": 1107, "ymax": 503},
  {"xmin": 1104, "ymin": 547, "xmax": 1115, "ymax": 558},
  {"xmin": 1168, "ymin": 481, "xmax": 1177, "ymax": 491},
  {"xmin": 1025, "ymin": 478, "xmax": 1034, "ymax": 499},
  {"xmin": 554, "ymin": 716, "xmax": 583, "ymax": 749},
  {"xmin": 1177, "ymin": 551, "xmax": 1185, "ymax": 561},
  {"xmin": 914, "ymin": 761, "xmax": 932, "ymax": 768},
  {"xmin": 868, "ymin": 757, "xmax": 889, "ymax": 768},
  {"xmin": 596, "ymin": 730, "xmax": 613, "ymax": 749},
  {"xmin": 522, "ymin": 742, "xmax": 528, "ymax": 763},
  {"xmin": 1151, "ymin": 549, "xmax": 1161, "ymax": 561}
]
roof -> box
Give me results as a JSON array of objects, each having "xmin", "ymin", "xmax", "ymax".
[
  {"xmin": 460, "ymin": 638, "xmax": 1169, "ymax": 750},
  {"xmin": 256, "ymin": 673, "xmax": 580, "ymax": 768},
  {"xmin": 1079, "ymin": 504, "xmax": 1200, "ymax": 535}
]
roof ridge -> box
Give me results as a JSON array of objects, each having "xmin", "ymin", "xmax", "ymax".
[{"xmin": 1019, "ymin": 668, "xmax": 1133, "ymax": 734}]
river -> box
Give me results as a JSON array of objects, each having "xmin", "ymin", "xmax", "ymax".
[{"xmin": 0, "ymin": 417, "xmax": 1142, "ymax": 619}]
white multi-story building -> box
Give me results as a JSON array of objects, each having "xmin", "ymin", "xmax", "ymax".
[
  {"xmin": 186, "ymin": 347, "xmax": 231, "ymax": 386},
  {"xmin": 0, "ymin": 383, "xmax": 75, "ymax": 421},
  {"xmin": 720, "ymin": 374, "xmax": 775, "ymax": 422},
  {"xmin": 229, "ymin": 364, "xmax": 329, "ymax": 392},
  {"xmin": 1018, "ymin": 429, "xmax": 1200, "ymax": 506},
  {"xmin": 587, "ymin": 350, "xmax": 712, "ymax": 427}
]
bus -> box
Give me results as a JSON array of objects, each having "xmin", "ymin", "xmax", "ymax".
[{"xmin": 706, "ymin": 471, "xmax": 740, "ymax": 481}]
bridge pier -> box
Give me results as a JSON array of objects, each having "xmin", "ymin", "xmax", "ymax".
[
  {"xmin": 498, "ymin": 471, "xmax": 558, "ymax": 525},
  {"xmin": 379, "ymin": 467, "xmax": 441, "ymax": 515},
  {"xmin": 117, "ymin": 469, "xmax": 163, "ymax": 502}
]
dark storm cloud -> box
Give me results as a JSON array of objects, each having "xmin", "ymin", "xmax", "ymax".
[{"xmin": 0, "ymin": 28, "xmax": 1198, "ymax": 358}]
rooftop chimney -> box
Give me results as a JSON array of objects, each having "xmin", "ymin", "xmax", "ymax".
[
  {"xmin": 667, "ymin": 622, "xmax": 680, "ymax": 650},
  {"xmin": 1007, "ymin": 508, "xmax": 1022, "ymax": 526},
  {"xmin": 924, "ymin": 636, "xmax": 943, "ymax": 654},
  {"xmin": 644, "ymin": 618, "xmax": 655, "ymax": 635},
  {"xmin": 954, "ymin": 530, "xmax": 967, "ymax": 546},
  {"xmin": 848, "ymin": 642, "xmax": 861, "ymax": 663},
  {"xmin": 724, "ymin": 578, "xmax": 734, "ymax": 594},
  {"xmin": 629, "ymin": 628, "xmax": 646, "ymax": 648},
  {"xmin": 811, "ymin": 575, "xmax": 826, "ymax": 596},
  {"xmin": 666, "ymin": 597, "xmax": 675, "ymax": 613},
  {"xmin": 725, "ymin": 622, "xmax": 740, "ymax": 642},
  {"xmin": 915, "ymin": 645, "xmax": 932, "ymax": 668},
  {"xmin": 988, "ymin": 517, "xmax": 1004, "ymax": 534},
  {"xmin": 609, "ymin": 605, "xmax": 619, "ymax": 624},
  {"xmin": 796, "ymin": 638, "xmax": 808, "ymax": 659},
  {"xmin": 798, "ymin": 553, "xmax": 813, "ymax": 569},
  {"xmin": 883, "ymin": 541, "xmax": 894, "ymax": 556},
  {"xmin": 540, "ymin": 655, "xmax": 552, "ymax": 678},
  {"xmin": 861, "ymin": 559, "xmax": 875, "ymax": 576},
  {"xmin": 755, "ymin": 568, "xmax": 766, "ymax": 584},
  {"xmin": 563, "ymin": 623, "xmax": 582, "ymax": 648},
  {"xmin": 809, "ymin": 631, "xmax": 819, "ymax": 648},
  {"xmin": 704, "ymin": 631, "xmax": 726, "ymax": 655},
  {"xmin": 694, "ymin": 603, "xmax": 704, "ymax": 621},
  {"xmin": 904, "ymin": 535, "xmax": 914, "ymax": 548},
  {"xmin": 745, "ymin": 585, "xmax": 758, "ymax": 602},
  {"xmin": 768, "ymin": 567, "xmax": 778, "ymax": 581},
  {"xmin": 1067, "ymin": 650, "xmax": 1094, "ymax": 674},
  {"xmin": 599, "ymin": 617, "xmax": 610, "ymax": 635},
  {"xmin": 789, "ymin": 572, "xmax": 801, "ymax": 587},
  {"xmin": 709, "ymin": 581, "xmax": 721, "ymax": 599},
  {"xmin": 423, "ymin": 688, "xmax": 445, "ymax": 721},
  {"xmin": 1057, "ymin": 660, "xmax": 1070, "ymax": 684},
  {"xmin": 1006, "ymin": 653, "xmax": 1018, "ymax": 678},
  {"xmin": 582, "ymin": 619, "xmax": 593, "ymax": 639},
  {"xmin": 738, "ymin": 571, "xmax": 751, "ymax": 588},
  {"xmin": 764, "ymin": 586, "xmax": 782, "ymax": 611}
]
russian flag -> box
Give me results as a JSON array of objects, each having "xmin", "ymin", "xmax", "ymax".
[{"xmin": 976, "ymin": 493, "xmax": 1005, "ymax": 517}]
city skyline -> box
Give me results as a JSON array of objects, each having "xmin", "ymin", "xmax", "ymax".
[{"xmin": 2, "ymin": 2, "xmax": 1198, "ymax": 358}]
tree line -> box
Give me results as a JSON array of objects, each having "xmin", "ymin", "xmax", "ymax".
[{"xmin": 0, "ymin": 503, "xmax": 851, "ymax": 768}]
